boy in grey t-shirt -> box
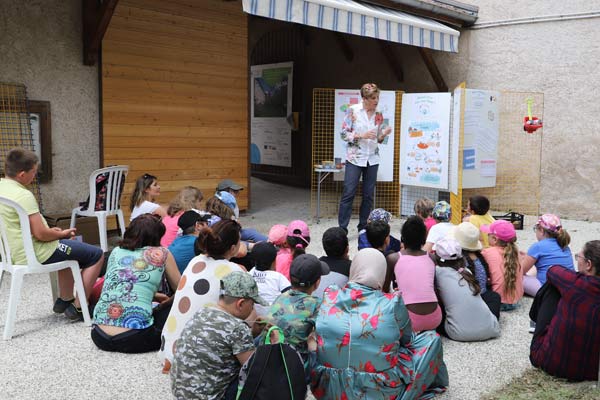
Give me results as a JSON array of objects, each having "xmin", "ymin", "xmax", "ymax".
[{"xmin": 170, "ymin": 272, "xmax": 268, "ymax": 400}]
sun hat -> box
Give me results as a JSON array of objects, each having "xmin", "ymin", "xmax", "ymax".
[
  {"xmin": 432, "ymin": 201, "xmax": 452, "ymax": 221},
  {"xmin": 290, "ymin": 254, "xmax": 330, "ymax": 287},
  {"xmin": 481, "ymin": 220, "xmax": 516, "ymax": 242},
  {"xmin": 367, "ymin": 208, "xmax": 392, "ymax": 224},
  {"xmin": 434, "ymin": 237, "xmax": 463, "ymax": 262},
  {"xmin": 449, "ymin": 222, "xmax": 483, "ymax": 251},
  {"xmin": 216, "ymin": 191, "xmax": 237, "ymax": 211},
  {"xmin": 536, "ymin": 214, "xmax": 561, "ymax": 233},
  {"xmin": 220, "ymin": 271, "xmax": 267, "ymax": 306},
  {"xmin": 268, "ymin": 224, "xmax": 288, "ymax": 246},
  {"xmin": 216, "ymin": 179, "xmax": 244, "ymax": 191}
]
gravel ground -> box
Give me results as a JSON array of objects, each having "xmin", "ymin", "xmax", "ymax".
[{"xmin": 1, "ymin": 177, "xmax": 597, "ymax": 399}]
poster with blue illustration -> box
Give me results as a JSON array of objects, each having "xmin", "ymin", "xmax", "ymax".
[
  {"xmin": 250, "ymin": 62, "xmax": 293, "ymax": 167},
  {"xmin": 399, "ymin": 93, "xmax": 451, "ymax": 189}
]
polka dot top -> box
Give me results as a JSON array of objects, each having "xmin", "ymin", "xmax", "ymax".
[{"xmin": 159, "ymin": 253, "xmax": 244, "ymax": 372}]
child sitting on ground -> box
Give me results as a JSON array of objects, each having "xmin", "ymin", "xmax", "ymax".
[
  {"xmin": 433, "ymin": 237, "xmax": 500, "ymax": 342},
  {"xmin": 450, "ymin": 222, "xmax": 501, "ymax": 318},
  {"xmin": 481, "ymin": 220, "xmax": 524, "ymax": 311},
  {"xmin": 391, "ymin": 216, "xmax": 441, "ymax": 331},
  {"xmin": 521, "ymin": 214, "xmax": 574, "ymax": 296},
  {"xmin": 358, "ymin": 208, "xmax": 400, "ymax": 252},
  {"xmin": 249, "ymin": 241, "xmax": 291, "ymax": 317},
  {"xmin": 170, "ymin": 272, "xmax": 268, "ymax": 400},
  {"xmin": 313, "ymin": 227, "xmax": 351, "ymax": 299},
  {"xmin": 424, "ymin": 201, "xmax": 454, "ymax": 252},
  {"xmin": 160, "ymin": 186, "xmax": 203, "ymax": 247},
  {"xmin": 263, "ymin": 254, "xmax": 329, "ymax": 371},
  {"xmin": 463, "ymin": 195, "xmax": 495, "ymax": 248},
  {"xmin": 168, "ymin": 210, "xmax": 210, "ymax": 273},
  {"xmin": 414, "ymin": 197, "xmax": 437, "ymax": 234},
  {"xmin": 366, "ymin": 220, "xmax": 391, "ymax": 254},
  {"xmin": 275, "ymin": 220, "xmax": 311, "ymax": 280}
]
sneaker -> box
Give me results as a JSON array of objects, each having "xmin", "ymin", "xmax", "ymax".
[
  {"xmin": 52, "ymin": 297, "xmax": 74, "ymax": 314},
  {"xmin": 64, "ymin": 303, "xmax": 84, "ymax": 322},
  {"xmin": 529, "ymin": 320, "xmax": 536, "ymax": 334}
]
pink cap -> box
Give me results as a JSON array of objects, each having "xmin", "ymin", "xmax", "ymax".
[
  {"xmin": 287, "ymin": 220, "xmax": 310, "ymax": 238},
  {"xmin": 481, "ymin": 220, "xmax": 516, "ymax": 241},
  {"xmin": 268, "ymin": 224, "xmax": 288, "ymax": 246},
  {"xmin": 537, "ymin": 214, "xmax": 561, "ymax": 233}
]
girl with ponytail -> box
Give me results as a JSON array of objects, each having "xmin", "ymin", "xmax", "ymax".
[
  {"xmin": 521, "ymin": 214, "xmax": 574, "ymax": 296},
  {"xmin": 481, "ymin": 220, "xmax": 524, "ymax": 311},
  {"xmin": 275, "ymin": 220, "xmax": 311, "ymax": 280},
  {"xmin": 160, "ymin": 219, "xmax": 247, "ymax": 372}
]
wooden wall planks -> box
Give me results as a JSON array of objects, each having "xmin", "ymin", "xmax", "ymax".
[{"xmin": 102, "ymin": 0, "xmax": 248, "ymax": 224}]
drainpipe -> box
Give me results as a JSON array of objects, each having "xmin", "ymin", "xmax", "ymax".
[{"xmin": 470, "ymin": 11, "xmax": 600, "ymax": 29}]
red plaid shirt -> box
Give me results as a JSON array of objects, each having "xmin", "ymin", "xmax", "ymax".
[{"xmin": 530, "ymin": 266, "xmax": 600, "ymax": 381}]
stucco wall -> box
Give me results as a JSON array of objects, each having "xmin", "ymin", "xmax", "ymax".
[
  {"xmin": 0, "ymin": 0, "xmax": 99, "ymax": 214},
  {"xmin": 434, "ymin": 1, "xmax": 600, "ymax": 220}
]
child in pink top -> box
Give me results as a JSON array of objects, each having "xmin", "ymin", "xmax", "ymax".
[
  {"xmin": 481, "ymin": 220, "xmax": 524, "ymax": 310},
  {"xmin": 275, "ymin": 220, "xmax": 310, "ymax": 280},
  {"xmin": 160, "ymin": 186, "xmax": 203, "ymax": 247},
  {"xmin": 414, "ymin": 197, "xmax": 437, "ymax": 234},
  {"xmin": 393, "ymin": 216, "xmax": 441, "ymax": 332}
]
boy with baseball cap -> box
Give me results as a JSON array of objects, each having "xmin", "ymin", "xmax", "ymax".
[
  {"xmin": 168, "ymin": 210, "xmax": 210, "ymax": 273},
  {"xmin": 263, "ymin": 254, "xmax": 329, "ymax": 368},
  {"xmin": 171, "ymin": 271, "xmax": 267, "ymax": 400}
]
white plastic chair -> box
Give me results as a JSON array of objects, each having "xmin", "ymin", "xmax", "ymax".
[
  {"xmin": 70, "ymin": 165, "xmax": 128, "ymax": 252},
  {"xmin": 0, "ymin": 196, "xmax": 91, "ymax": 340}
]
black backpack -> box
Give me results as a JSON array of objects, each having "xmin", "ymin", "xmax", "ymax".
[{"xmin": 236, "ymin": 327, "xmax": 307, "ymax": 400}]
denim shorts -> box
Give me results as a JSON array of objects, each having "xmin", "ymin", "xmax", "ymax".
[{"xmin": 43, "ymin": 239, "xmax": 103, "ymax": 269}]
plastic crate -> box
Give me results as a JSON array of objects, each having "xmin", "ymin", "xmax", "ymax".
[{"xmin": 492, "ymin": 212, "xmax": 524, "ymax": 230}]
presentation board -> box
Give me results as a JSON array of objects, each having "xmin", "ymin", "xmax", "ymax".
[
  {"xmin": 461, "ymin": 89, "xmax": 500, "ymax": 188},
  {"xmin": 399, "ymin": 93, "xmax": 452, "ymax": 190}
]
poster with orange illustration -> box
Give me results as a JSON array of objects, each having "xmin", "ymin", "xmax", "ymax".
[{"xmin": 400, "ymin": 93, "xmax": 451, "ymax": 189}]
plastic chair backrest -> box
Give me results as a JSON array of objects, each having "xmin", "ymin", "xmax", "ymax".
[
  {"xmin": 0, "ymin": 196, "xmax": 43, "ymax": 269},
  {"xmin": 83, "ymin": 166, "xmax": 128, "ymax": 212}
]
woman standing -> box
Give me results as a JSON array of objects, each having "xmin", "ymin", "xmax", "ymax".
[
  {"xmin": 311, "ymin": 248, "xmax": 448, "ymax": 399},
  {"xmin": 338, "ymin": 83, "xmax": 392, "ymax": 233}
]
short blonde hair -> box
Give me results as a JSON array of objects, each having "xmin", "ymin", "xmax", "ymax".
[
  {"xmin": 360, "ymin": 83, "xmax": 380, "ymax": 99},
  {"xmin": 414, "ymin": 197, "xmax": 435, "ymax": 219}
]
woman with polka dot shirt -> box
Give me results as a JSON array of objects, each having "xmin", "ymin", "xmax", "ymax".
[{"xmin": 159, "ymin": 219, "xmax": 246, "ymax": 372}]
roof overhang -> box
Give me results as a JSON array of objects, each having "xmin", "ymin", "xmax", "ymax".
[{"xmin": 243, "ymin": 0, "xmax": 461, "ymax": 53}]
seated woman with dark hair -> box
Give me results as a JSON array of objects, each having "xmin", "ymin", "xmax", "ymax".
[
  {"xmin": 529, "ymin": 240, "xmax": 600, "ymax": 381},
  {"xmin": 311, "ymin": 248, "xmax": 448, "ymax": 399},
  {"xmin": 91, "ymin": 214, "xmax": 181, "ymax": 353}
]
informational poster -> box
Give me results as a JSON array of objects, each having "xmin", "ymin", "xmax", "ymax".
[
  {"xmin": 462, "ymin": 89, "xmax": 500, "ymax": 188},
  {"xmin": 449, "ymin": 86, "xmax": 463, "ymax": 195},
  {"xmin": 333, "ymin": 90, "xmax": 396, "ymax": 182},
  {"xmin": 250, "ymin": 62, "xmax": 293, "ymax": 167},
  {"xmin": 399, "ymin": 93, "xmax": 452, "ymax": 189}
]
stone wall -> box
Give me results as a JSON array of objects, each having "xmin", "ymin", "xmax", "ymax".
[
  {"xmin": 0, "ymin": 0, "xmax": 99, "ymax": 214},
  {"xmin": 435, "ymin": 0, "xmax": 600, "ymax": 220}
]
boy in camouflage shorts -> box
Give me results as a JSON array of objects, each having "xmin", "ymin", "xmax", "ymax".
[{"xmin": 170, "ymin": 272, "xmax": 267, "ymax": 400}]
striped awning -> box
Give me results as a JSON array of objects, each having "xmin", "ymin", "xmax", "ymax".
[{"xmin": 242, "ymin": 0, "xmax": 460, "ymax": 52}]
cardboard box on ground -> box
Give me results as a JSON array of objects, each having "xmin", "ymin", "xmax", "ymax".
[{"xmin": 44, "ymin": 214, "xmax": 100, "ymax": 246}]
